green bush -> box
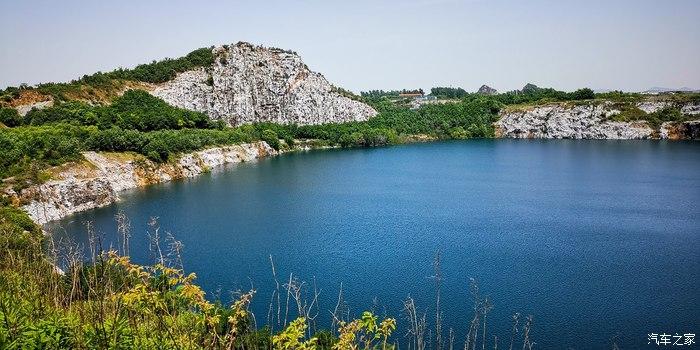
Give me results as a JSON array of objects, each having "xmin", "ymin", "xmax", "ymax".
[
  {"xmin": 0, "ymin": 108, "xmax": 22, "ymax": 127},
  {"xmin": 24, "ymin": 101, "xmax": 96, "ymax": 126},
  {"xmin": 261, "ymin": 129, "xmax": 280, "ymax": 150},
  {"xmin": 16, "ymin": 90, "xmax": 216, "ymax": 132},
  {"xmin": 430, "ymin": 87, "xmax": 468, "ymax": 99},
  {"xmin": 569, "ymin": 88, "xmax": 595, "ymax": 100},
  {"xmin": 86, "ymin": 47, "xmax": 215, "ymax": 84},
  {"xmin": 102, "ymin": 90, "xmax": 212, "ymax": 131}
]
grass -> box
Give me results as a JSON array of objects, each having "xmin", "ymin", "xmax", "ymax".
[{"xmin": 0, "ymin": 203, "xmax": 540, "ymax": 349}]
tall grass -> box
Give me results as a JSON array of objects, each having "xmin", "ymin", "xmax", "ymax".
[{"xmin": 0, "ymin": 206, "xmax": 538, "ymax": 349}]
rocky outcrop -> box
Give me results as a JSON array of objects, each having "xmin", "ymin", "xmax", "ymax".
[
  {"xmin": 477, "ymin": 85, "xmax": 497, "ymax": 95},
  {"xmin": 680, "ymin": 103, "xmax": 700, "ymax": 115},
  {"xmin": 495, "ymin": 103, "xmax": 654, "ymax": 139},
  {"xmin": 152, "ymin": 42, "xmax": 377, "ymax": 126},
  {"xmin": 635, "ymin": 101, "xmax": 671, "ymax": 114},
  {"xmin": 660, "ymin": 120, "xmax": 700, "ymax": 140},
  {"xmin": 495, "ymin": 100, "xmax": 700, "ymax": 139},
  {"xmin": 635, "ymin": 101, "xmax": 700, "ymax": 115},
  {"xmin": 20, "ymin": 142, "xmax": 276, "ymax": 224},
  {"xmin": 16, "ymin": 100, "xmax": 53, "ymax": 116}
]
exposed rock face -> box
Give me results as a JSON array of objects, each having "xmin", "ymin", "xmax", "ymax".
[
  {"xmin": 660, "ymin": 120, "xmax": 700, "ymax": 140},
  {"xmin": 477, "ymin": 85, "xmax": 497, "ymax": 95},
  {"xmin": 21, "ymin": 142, "xmax": 276, "ymax": 224},
  {"xmin": 152, "ymin": 42, "xmax": 377, "ymax": 126},
  {"xmin": 681, "ymin": 103, "xmax": 700, "ymax": 115},
  {"xmin": 636, "ymin": 101, "xmax": 671, "ymax": 114},
  {"xmin": 635, "ymin": 101, "xmax": 700, "ymax": 114},
  {"xmin": 495, "ymin": 103, "xmax": 655, "ymax": 139},
  {"xmin": 16, "ymin": 100, "xmax": 53, "ymax": 116}
]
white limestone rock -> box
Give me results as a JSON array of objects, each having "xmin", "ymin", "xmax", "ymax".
[
  {"xmin": 152, "ymin": 42, "xmax": 377, "ymax": 126},
  {"xmin": 680, "ymin": 103, "xmax": 700, "ymax": 115},
  {"xmin": 15, "ymin": 100, "xmax": 54, "ymax": 116},
  {"xmin": 21, "ymin": 142, "xmax": 277, "ymax": 224},
  {"xmin": 636, "ymin": 101, "xmax": 671, "ymax": 114},
  {"xmin": 495, "ymin": 103, "xmax": 654, "ymax": 139}
]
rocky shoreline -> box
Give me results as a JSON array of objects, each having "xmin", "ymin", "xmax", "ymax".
[
  {"xmin": 17, "ymin": 142, "xmax": 278, "ymax": 225},
  {"xmin": 495, "ymin": 101, "xmax": 700, "ymax": 139}
]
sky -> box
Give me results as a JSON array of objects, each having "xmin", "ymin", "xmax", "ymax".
[{"xmin": 1, "ymin": 0, "xmax": 699, "ymax": 93}]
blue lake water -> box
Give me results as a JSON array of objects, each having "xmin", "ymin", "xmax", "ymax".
[{"xmin": 49, "ymin": 140, "xmax": 700, "ymax": 349}]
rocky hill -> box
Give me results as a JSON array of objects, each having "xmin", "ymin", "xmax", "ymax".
[
  {"xmin": 477, "ymin": 85, "xmax": 497, "ymax": 95},
  {"xmin": 151, "ymin": 42, "xmax": 377, "ymax": 126}
]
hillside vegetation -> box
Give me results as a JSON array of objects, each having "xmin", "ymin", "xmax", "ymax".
[{"xmin": 0, "ymin": 48, "xmax": 214, "ymax": 105}]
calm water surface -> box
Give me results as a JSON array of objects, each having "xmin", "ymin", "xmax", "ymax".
[{"xmin": 50, "ymin": 140, "xmax": 700, "ymax": 349}]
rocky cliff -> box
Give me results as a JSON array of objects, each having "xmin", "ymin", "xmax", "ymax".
[
  {"xmin": 660, "ymin": 120, "xmax": 700, "ymax": 140},
  {"xmin": 152, "ymin": 42, "xmax": 377, "ymax": 126},
  {"xmin": 495, "ymin": 101, "xmax": 700, "ymax": 139},
  {"xmin": 18, "ymin": 142, "xmax": 277, "ymax": 224}
]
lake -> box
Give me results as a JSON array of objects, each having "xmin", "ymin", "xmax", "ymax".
[{"xmin": 49, "ymin": 140, "xmax": 700, "ymax": 349}]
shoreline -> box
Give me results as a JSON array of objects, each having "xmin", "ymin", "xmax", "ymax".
[
  {"xmin": 11, "ymin": 134, "xmax": 700, "ymax": 226},
  {"xmin": 19, "ymin": 141, "xmax": 279, "ymax": 225}
]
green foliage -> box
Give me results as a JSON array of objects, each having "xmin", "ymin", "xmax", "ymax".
[
  {"xmin": 21, "ymin": 90, "xmax": 215, "ymax": 131},
  {"xmin": 449, "ymin": 126, "xmax": 471, "ymax": 139},
  {"xmin": 0, "ymin": 86, "xmax": 22, "ymax": 103},
  {"xmin": 0, "ymin": 108, "xmax": 22, "ymax": 127},
  {"xmin": 0, "ymin": 124, "xmax": 87, "ymax": 180},
  {"xmin": 360, "ymin": 89, "xmax": 423, "ymax": 98},
  {"xmin": 594, "ymin": 90, "xmax": 644, "ymax": 103},
  {"xmin": 104, "ymin": 47, "xmax": 215, "ymax": 84},
  {"xmin": 334, "ymin": 311, "xmax": 397, "ymax": 350},
  {"xmin": 102, "ymin": 90, "xmax": 213, "ymax": 131},
  {"xmin": 261, "ymin": 129, "xmax": 281, "ymax": 151},
  {"xmin": 272, "ymin": 317, "xmax": 317, "ymax": 350},
  {"xmin": 370, "ymin": 96, "xmax": 501, "ymax": 138},
  {"xmin": 0, "ymin": 203, "xmax": 404, "ymax": 349},
  {"xmin": 2, "ymin": 48, "xmax": 215, "ymax": 103},
  {"xmin": 0, "ymin": 123, "xmax": 260, "ymax": 178},
  {"xmin": 430, "ymin": 87, "xmax": 468, "ymax": 99},
  {"xmin": 19, "ymin": 316, "xmax": 75, "ymax": 349},
  {"xmin": 483, "ymin": 84, "xmax": 597, "ymax": 106},
  {"xmin": 568, "ymin": 88, "xmax": 595, "ymax": 100},
  {"xmin": 24, "ymin": 101, "xmax": 96, "ymax": 126}
]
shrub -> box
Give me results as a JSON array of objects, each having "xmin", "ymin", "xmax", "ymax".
[
  {"xmin": 261, "ymin": 129, "xmax": 280, "ymax": 150},
  {"xmin": 102, "ymin": 90, "xmax": 212, "ymax": 131},
  {"xmin": 0, "ymin": 108, "xmax": 21, "ymax": 127},
  {"xmin": 569, "ymin": 88, "xmax": 595, "ymax": 100}
]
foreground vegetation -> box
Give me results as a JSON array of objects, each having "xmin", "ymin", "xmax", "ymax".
[{"xmin": 0, "ymin": 201, "xmax": 539, "ymax": 349}]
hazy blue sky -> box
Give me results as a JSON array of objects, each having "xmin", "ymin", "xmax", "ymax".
[{"xmin": 1, "ymin": 0, "xmax": 698, "ymax": 92}]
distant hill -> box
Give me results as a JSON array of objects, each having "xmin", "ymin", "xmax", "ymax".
[{"xmin": 642, "ymin": 87, "xmax": 699, "ymax": 94}]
